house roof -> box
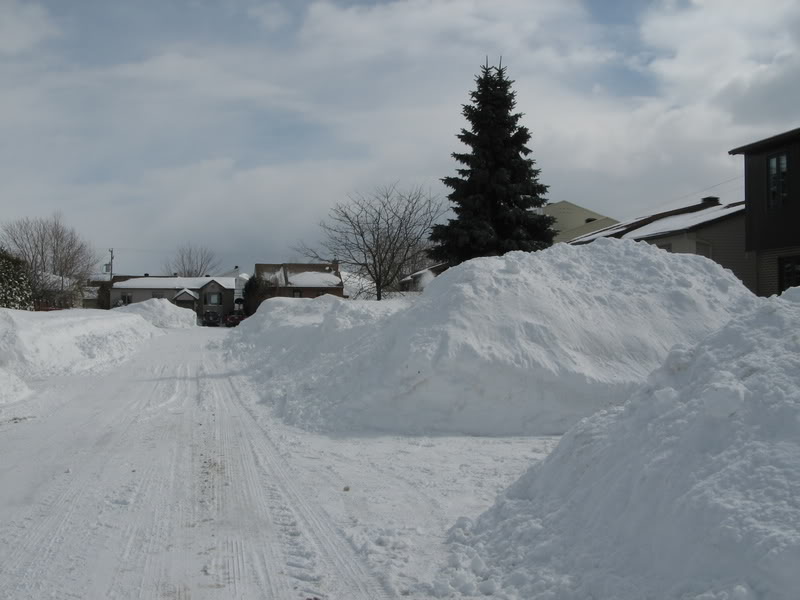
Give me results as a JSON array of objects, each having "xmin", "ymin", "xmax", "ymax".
[
  {"xmin": 173, "ymin": 288, "xmax": 200, "ymax": 300},
  {"xmin": 729, "ymin": 127, "xmax": 800, "ymax": 155},
  {"xmin": 400, "ymin": 262, "xmax": 450, "ymax": 284},
  {"xmin": 570, "ymin": 198, "xmax": 744, "ymax": 244},
  {"xmin": 113, "ymin": 276, "xmax": 236, "ymax": 290}
]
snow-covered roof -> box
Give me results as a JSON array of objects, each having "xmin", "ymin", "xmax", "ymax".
[
  {"xmin": 254, "ymin": 263, "xmax": 343, "ymax": 288},
  {"xmin": 113, "ymin": 277, "xmax": 236, "ymax": 290},
  {"xmin": 173, "ymin": 288, "xmax": 199, "ymax": 300},
  {"xmin": 287, "ymin": 271, "xmax": 342, "ymax": 287},
  {"xmin": 570, "ymin": 199, "xmax": 744, "ymax": 244}
]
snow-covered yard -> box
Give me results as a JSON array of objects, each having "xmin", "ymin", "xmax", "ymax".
[{"xmin": 0, "ymin": 240, "xmax": 797, "ymax": 599}]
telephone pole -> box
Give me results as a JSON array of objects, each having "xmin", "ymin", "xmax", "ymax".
[{"xmin": 108, "ymin": 248, "xmax": 114, "ymax": 281}]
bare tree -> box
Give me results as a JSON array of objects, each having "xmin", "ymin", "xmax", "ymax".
[
  {"xmin": 163, "ymin": 243, "xmax": 221, "ymax": 277},
  {"xmin": 0, "ymin": 213, "xmax": 98, "ymax": 305},
  {"xmin": 298, "ymin": 184, "xmax": 446, "ymax": 300}
]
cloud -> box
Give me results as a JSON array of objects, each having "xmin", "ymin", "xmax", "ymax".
[
  {"xmin": 0, "ymin": 0, "xmax": 58, "ymax": 55},
  {"xmin": 0, "ymin": 0, "xmax": 797, "ymax": 273}
]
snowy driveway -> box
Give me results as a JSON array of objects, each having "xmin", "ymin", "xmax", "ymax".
[{"xmin": 0, "ymin": 328, "xmax": 553, "ymax": 599}]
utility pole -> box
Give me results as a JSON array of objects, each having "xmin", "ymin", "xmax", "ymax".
[{"xmin": 108, "ymin": 248, "xmax": 114, "ymax": 281}]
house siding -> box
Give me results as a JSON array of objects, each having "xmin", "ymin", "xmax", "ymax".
[{"xmin": 755, "ymin": 245, "xmax": 800, "ymax": 297}]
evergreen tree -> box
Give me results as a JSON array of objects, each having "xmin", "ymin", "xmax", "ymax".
[
  {"xmin": 429, "ymin": 62, "xmax": 556, "ymax": 265},
  {"xmin": 0, "ymin": 246, "xmax": 33, "ymax": 310}
]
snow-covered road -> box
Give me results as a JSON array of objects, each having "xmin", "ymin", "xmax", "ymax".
[{"xmin": 0, "ymin": 327, "xmax": 553, "ymax": 599}]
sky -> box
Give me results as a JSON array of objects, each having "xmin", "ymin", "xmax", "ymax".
[{"xmin": 1, "ymin": 0, "xmax": 798, "ymax": 275}]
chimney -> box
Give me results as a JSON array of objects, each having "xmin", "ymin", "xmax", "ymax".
[
  {"xmin": 701, "ymin": 196, "xmax": 720, "ymax": 205},
  {"xmin": 144, "ymin": 273, "xmax": 149, "ymax": 277},
  {"xmin": 173, "ymin": 273, "xmax": 178, "ymax": 277}
]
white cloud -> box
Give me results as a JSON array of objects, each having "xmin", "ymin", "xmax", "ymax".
[
  {"xmin": 0, "ymin": 0, "xmax": 797, "ymax": 272},
  {"xmin": 0, "ymin": 0, "xmax": 58, "ymax": 55}
]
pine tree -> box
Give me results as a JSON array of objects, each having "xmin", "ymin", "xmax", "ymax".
[
  {"xmin": 0, "ymin": 247, "xmax": 33, "ymax": 310},
  {"xmin": 429, "ymin": 62, "xmax": 555, "ymax": 265}
]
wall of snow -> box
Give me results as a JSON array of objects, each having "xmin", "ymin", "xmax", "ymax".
[
  {"xmin": 114, "ymin": 298, "xmax": 198, "ymax": 328},
  {"xmin": 436, "ymin": 295, "xmax": 800, "ymax": 599},
  {"xmin": 0, "ymin": 308, "xmax": 161, "ymax": 404},
  {"xmin": 226, "ymin": 239, "xmax": 759, "ymax": 436}
]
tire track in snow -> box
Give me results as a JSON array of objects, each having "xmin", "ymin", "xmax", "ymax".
[{"xmin": 208, "ymin": 367, "xmax": 393, "ymax": 600}]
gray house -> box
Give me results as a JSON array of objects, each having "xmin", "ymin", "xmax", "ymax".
[
  {"xmin": 570, "ymin": 196, "xmax": 757, "ymax": 293},
  {"xmin": 111, "ymin": 276, "xmax": 238, "ymax": 318}
]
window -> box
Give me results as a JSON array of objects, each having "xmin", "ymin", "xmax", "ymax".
[
  {"xmin": 151, "ymin": 292, "xmax": 164, "ymax": 299},
  {"xmin": 292, "ymin": 290, "xmax": 302, "ymax": 298},
  {"xmin": 657, "ymin": 243, "xmax": 673, "ymax": 252},
  {"xmin": 205, "ymin": 292, "xmax": 221, "ymax": 305},
  {"xmin": 768, "ymin": 153, "xmax": 788, "ymax": 208},
  {"xmin": 120, "ymin": 293, "xmax": 133, "ymax": 305},
  {"xmin": 779, "ymin": 255, "xmax": 800, "ymax": 293}
]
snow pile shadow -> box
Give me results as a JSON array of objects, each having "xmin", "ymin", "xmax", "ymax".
[
  {"xmin": 114, "ymin": 298, "xmax": 198, "ymax": 328},
  {"xmin": 226, "ymin": 239, "xmax": 759, "ymax": 435},
  {"xmin": 435, "ymin": 295, "xmax": 800, "ymax": 599},
  {"xmin": 0, "ymin": 308, "xmax": 161, "ymax": 403}
]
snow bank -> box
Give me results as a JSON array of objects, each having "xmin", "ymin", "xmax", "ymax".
[
  {"xmin": 436, "ymin": 296, "xmax": 800, "ymax": 599},
  {"xmin": 114, "ymin": 298, "xmax": 198, "ymax": 328},
  {"xmin": 226, "ymin": 239, "xmax": 758, "ymax": 435},
  {"xmin": 0, "ymin": 308, "xmax": 161, "ymax": 403}
]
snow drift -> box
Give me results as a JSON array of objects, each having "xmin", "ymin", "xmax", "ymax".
[
  {"xmin": 0, "ymin": 308, "xmax": 161, "ymax": 404},
  {"xmin": 436, "ymin": 295, "xmax": 800, "ymax": 599},
  {"xmin": 114, "ymin": 298, "xmax": 198, "ymax": 328},
  {"xmin": 226, "ymin": 239, "xmax": 759, "ymax": 435}
]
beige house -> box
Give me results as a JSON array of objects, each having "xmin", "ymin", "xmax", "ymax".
[
  {"xmin": 570, "ymin": 196, "xmax": 757, "ymax": 293},
  {"xmin": 247, "ymin": 262, "xmax": 345, "ymax": 313},
  {"xmin": 542, "ymin": 201, "xmax": 619, "ymax": 243},
  {"xmin": 111, "ymin": 276, "xmax": 238, "ymax": 318}
]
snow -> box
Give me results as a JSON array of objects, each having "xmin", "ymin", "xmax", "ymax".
[
  {"xmin": 435, "ymin": 295, "xmax": 800, "ymax": 599},
  {"xmin": 225, "ymin": 238, "xmax": 758, "ymax": 435},
  {"xmin": 114, "ymin": 298, "xmax": 198, "ymax": 328},
  {"xmin": 0, "ymin": 307, "xmax": 161, "ymax": 404},
  {"xmin": 287, "ymin": 270, "xmax": 343, "ymax": 287},
  {"xmin": 113, "ymin": 276, "xmax": 236, "ymax": 289},
  {"xmin": 571, "ymin": 199, "xmax": 744, "ymax": 244}
]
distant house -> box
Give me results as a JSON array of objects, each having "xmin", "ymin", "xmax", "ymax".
[
  {"xmin": 729, "ymin": 127, "xmax": 800, "ymax": 296},
  {"xmin": 570, "ymin": 196, "xmax": 757, "ymax": 293},
  {"xmin": 541, "ymin": 200, "xmax": 619, "ymax": 243},
  {"xmin": 110, "ymin": 276, "xmax": 239, "ymax": 318},
  {"xmin": 399, "ymin": 263, "xmax": 450, "ymax": 292},
  {"xmin": 247, "ymin": 263, "xmax": 344, "ymax": 311}
]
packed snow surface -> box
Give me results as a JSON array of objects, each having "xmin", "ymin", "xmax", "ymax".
[
  {"xmin": 436, "ymin": 295, "xmax": 800, "ymax": 599},
  {"xmin": 226, "ymin": 239, "xmax": 759, "ymax": 435},
  {"xmin": 114, "ymin": 298, "xmax": 198, "ymax": 328},
  {"xmin": 0, "ymin": 308, "xmax": 161, "ymax": 404}
]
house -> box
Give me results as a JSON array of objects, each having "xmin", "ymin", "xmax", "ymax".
[
  {"xmin": 247, "ymin": 262, "xmax": 344, "ymax": 312},
  {"xmin": 399, "ymin": 262, "xmax": 450, "ymax": 292},
  {"xmin": 541, "ymin": 200, "xmax": 619, "ymax": 243},
  {"xmin": 110, "ymin": 275, "xmax": 237, "ymax": 318},
  {"xmin": 729, "ymin": 127, "xmax": 800, "ymax": 296},
  {"xmin": 570, "ymin": 196, "xmax": 757, "ymax": 293}
]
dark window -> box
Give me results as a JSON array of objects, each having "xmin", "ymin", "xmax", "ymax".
[
  {"xmin": 768, "ymin": 153, "xmax": 788, "ymax": 209},
  {"xmin": 779, "ymin": 255, "xmax": 800, "ymax": 292},
  {"xmin": 657, "ymin": 243, "xmax": 672, "ymax": 252},
  {"xmin": 151, "ymin": 292, "xmax": 164, "ymax": 299},
  {"xmin": 292, "ymin": 290, "xmax": 302, "ymax": 298},
  {"xmin": 205, "ymin": 292, "xmax": 221, "ymax": 305},
  {"xmin": 120, "ymin": 293, "xmax": 133, "ymax": 305}
]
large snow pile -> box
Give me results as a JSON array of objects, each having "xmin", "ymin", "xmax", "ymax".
[
  {"xmin": 436, "ymin": 296, "xmax": 800, "ymax": 599},
  {"xmin": 114, "ymin": 298, "xmax": 197, "ymax": 328},
  {"xmin": 226, "ymin": 239, "xmax": 759, "ymax": 435},
  {"xmin": 0, "ymin": 308, "xmax": 161, "ymax": 403}
]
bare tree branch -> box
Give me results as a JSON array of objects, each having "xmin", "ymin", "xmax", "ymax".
[
  {"xmin": 296, "ymin": 185, "xmax": 446, "ymax": 300},
  {"xmin": 0, "ymin": 213, "xmax": 98, "ymax": 304},
  {"xmin": 163, "ymin": 243, "xmax": 221, "ymax": 277}
]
